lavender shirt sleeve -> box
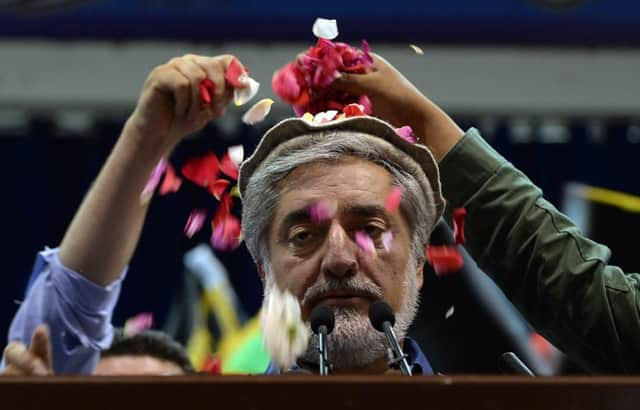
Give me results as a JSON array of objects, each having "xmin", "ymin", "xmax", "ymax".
[{"xmin": 5, "ymin": 248, "xmax": 127, "ymax": 374}]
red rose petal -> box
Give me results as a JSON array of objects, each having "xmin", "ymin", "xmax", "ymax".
[
  {"xmin": 199, "ymin": 79, "xmax": 216, "ymax": 106},
  {"xmin": 219, "ymin": 153, "xmax": 239, "ymax": 181},
  {"xmin": 202, "ymin": 354, "xmax": 222, "ymax": 375},
  {"xmin": 225, "ymin": 58, "xmax": 246, "ymax": 89},
  {"xmin": 159, "ymin": 164, "xmax": 182, "ymax": 196},
  {"xmin": 181, "ymin": 153, "xmax": 220, "ymax": 188},
  {"xmin": 385, "ymin": 187, "xmax": 405, "ymax": 213},
  {"xmin": 425, "ymin": 245, "xmax": 464, "ymax": 275},
  {"xmin": 343, "ymin": 103, "xmax": 366, "ymax": 117},
  {"xmin": 453, "ymin": 207, "xmax": 467, "ymax": 245},
  {"xmin": 209, "ymin": 179, "xmax": 231, "ymax": 200}
]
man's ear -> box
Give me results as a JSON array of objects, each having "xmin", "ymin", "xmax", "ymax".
[{"xmin": 416, "ymin": 260, "xmax": 425, "ymax": 290}]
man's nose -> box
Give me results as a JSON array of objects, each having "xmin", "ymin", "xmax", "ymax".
[{"xmin": 320, "ymin": 223, "xmax": 358, "ymax": 279}]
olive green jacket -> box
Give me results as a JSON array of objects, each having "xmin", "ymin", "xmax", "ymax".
[{"xmin": 438, "ymin": 128, "xmax": 640, "ymax": 374}]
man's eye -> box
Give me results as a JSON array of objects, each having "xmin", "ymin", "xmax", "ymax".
[
  {"xmin": 364, "ymin": 224, "xmax": 385, "ymax": 238},
  {"xmin": 289, "ymin": 229, "xmax": 313, "ymax": 245}
]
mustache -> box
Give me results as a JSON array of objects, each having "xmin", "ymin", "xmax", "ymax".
[{"xmin": 301, "ymin": 277, "xmax": 384, "ymax": 307}]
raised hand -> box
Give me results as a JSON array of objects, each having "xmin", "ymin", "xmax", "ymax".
[{"xmin": 1, "ymin": 325, "xmax": 53, "ymax": 376}]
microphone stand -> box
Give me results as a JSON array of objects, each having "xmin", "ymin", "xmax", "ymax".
[
  {"xmin": 382, "ymin": 321, "xmax": 412, "ymax": 376},
  {"xmin": 318, "ymin": 324, "xmax": 331, "ymax": 376}
]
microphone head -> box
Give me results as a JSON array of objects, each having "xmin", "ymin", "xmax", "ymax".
[
  {"xmin": 310, "ymin": 305, "xmax": 335, "ymax": 334},
  {"xmin": 368, "ymin": 301, "xmax": 395, "ymax": 332}
]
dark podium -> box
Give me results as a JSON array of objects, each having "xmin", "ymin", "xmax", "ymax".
[{"xmin": 2, "ymin": 375, "xmax": 640, "ymax": 410}]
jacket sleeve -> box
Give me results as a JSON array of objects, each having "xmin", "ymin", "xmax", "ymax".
[{"xmin": 438, "ymin": 128, "xmax": 640, "ymax": 373}]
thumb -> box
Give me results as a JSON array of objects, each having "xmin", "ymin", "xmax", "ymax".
[
  {"xmin": 331, "ymin": 71, "xmax": 378, "ymax": 95},
  {"xmin": 29, "ymin": 325, "xmax": 53, "ymax": 372}
]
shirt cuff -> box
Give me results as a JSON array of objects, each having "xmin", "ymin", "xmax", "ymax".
[{"xmin": 438, "ymin": 127, "xmax": 509, "ymax": 208}]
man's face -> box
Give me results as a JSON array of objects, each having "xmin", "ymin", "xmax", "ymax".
[
  {"xmin": 264, "ymin": 157, "xmax": 423, "ymax": 369},
  {"xmin": 94, "ymin": 355, "xmax": 184, "ymax": 376}
]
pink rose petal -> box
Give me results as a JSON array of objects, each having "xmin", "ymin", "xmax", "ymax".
[
  {"xmin": 385, "ymin": 186, "xmax": 405, "ymax": 213},
  {"xmin": 225, "ymin": 58, "xmax": 245, "ymax": 89},
  {"xmin": 211, "ymin": 214, "xmax": 242, "ymax": 252},
  {"xmin": 124, "ymin": 312, "xmax": 153, "ymax": 336},
  {"xmin": 140, "ymin": 159, "xmax": 168, "ymax": 204},
  {"xmin": 395, "ymin": 126, "xmax": 418, "ymax": 144},
  {"xmin": 184, "ymin": 209, "xmax": 207, "ymax": 238},
  {"xmin": 381, "ymin": 231, "xmax": 394, "ymax": 252},
  {"xmin": 307, "ymin": 199, "xmax": 338, "ymax": 224},
  {"xmin": 355, "ymin": 231, "xmax": 376, "ymax": 257}
]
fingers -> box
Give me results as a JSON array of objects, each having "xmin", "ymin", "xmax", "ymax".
[
  {"xmin": 2, "ymin": 341, "xmax": 51, "ymax": 376},
  {"xmin": 29, "ymin": 325, "xmax": 52, "ymax": 371},
  {"xmin": 188, "ymin": 54, "xmax": 239, "ymax": 113},
  {"xmin": 169, "ymin": 56, "xmax": 208, "ymax": 121},
  {"xmin": 331, "ymin": 71, "xmax": 379, "ymax": 95}
]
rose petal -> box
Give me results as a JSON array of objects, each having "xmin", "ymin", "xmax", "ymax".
[
  {"xmin": 211, "ymin": 214, "xmax": 242, "ymax": 251},
  {"xmin": 182, "ymin": 153, "xmax": 220, "ymax": 188},
  {"xmin": 272, "ymin": 63, "xmax": 302, "ymax": 105},
  {"xmin": 202, "ymin": 355, "xmax": 222, "ymax": 375},
  {"xmin": 184, "ymin": 209, "xmax": 207, "ymax": 238},
  {"xmin": 140, "ymin": 159, "xmax": 168, "ymax": 204},
  {"xmin": 312, "ymin": 110, "xmax": 339, "ymax": 124},
  {"xmin": 159, "ymin": 164, "xmax": 182, "ymax": 196},
  {"xmin": 453, "ymin": 207, "xmax": 467, "ymax": 245},
  {"xmin": 208, "ymin": 179, "xmax": 231, "ymax": 200},
  {"xmin": 425, "ymin": 245, "xmax": 464, "ymax": 275},
  {"xmin": 381, "ymin": 231, "xmax": 394, "ymax": 252},
  {"xmin": 225, "ymin": 58, "xmax": 245, "ymax": 89},
  {"xmin": 242, "ymin": 98, "xmax": 274, "ymax": 125},
  {"xmin": 199, "ymin": 79, "xmax": 216, "ymax": 106},
  {"xmin": 343, "ymin": 103, "xmax": 366, "ymax": 117},
  {"xmin": 234, "ymin": 75, "xmax": 260, "ymax": 106},
  {"xmin": 385, "ymin": 186, "xmax": 405, "ymax": 213},
  {"xmin": 395, "ymin": 125, "xmax": 418, "ymax": 144},
  {"xmin": 445, "ymin": 305, "xmax": 455, "ymax": 319},
  {"xmin": 307, "ymin": 199, "xmax": 338, "ymax": 224},
  {"xmin": 409, "ymin": 44, "xmax": 424, "ymax": 55},
  {"xmin": 312, "ymin": 18, "xmax": 339, "ymax": 40},
  {"xmin": 220, "ymin": 153, "xmax": 239, "ymax": 181},
  {"xmin": 124, "ymin": 312, "xmax": 153, "ymax": 336},
  {"xmin": 227, "ymin": 145, "xmax": 245, "ymax": 166},
  {"xmin": 230, "ymin": 185, "xmax": 241, "ymax": 198},
  {"xmin": 213, "ymin": 193, "xmax": 232, "ymax": 227},
  {"xmin": 355, "ymin": 231, "xmax": 376, "ymax": 257},
  {"xmin": 302, "ymin": 112, "xmax": 314, "ymax": 122}
]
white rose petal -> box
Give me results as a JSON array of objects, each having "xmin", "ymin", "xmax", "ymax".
[
  {"xmin": 234, "ymin": 75, "xmax": 260, "ymax": 106},
  {"xmin": 227, "ymin": 145, "xmax": 245, "ymax": 165},
  {"xmin": 312, "ymin": 18, "xmax": 338, "ymax": 40},
  {"xmin": 409, "ymin": 44, "xmax": 424, "ymax": 55},
  {"xmin": 242, "ymin": 98, "xmax": 274, "ymax": 125},
  {"xmin": 445, "ymin": 305, "xmax": 455, "ymax": 319}
]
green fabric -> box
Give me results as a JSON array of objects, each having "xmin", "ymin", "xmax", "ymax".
[
  {"xmin": 438, "ymin": 128, "xmax": 640, "ymax": 373},
  {"xmin": 222, "ymin": 330, "xmax": 270, "ymax": 374}
]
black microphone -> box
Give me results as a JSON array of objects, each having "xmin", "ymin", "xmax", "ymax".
[
  {"xmin": 310, "ymin": 305, "xmax": 335, "ymax": 376},
  {"xmin": 498, "ymin": 352, "xmax": 535, "ymax": 376},
  {"xmin": 368, "ymin": 301, "xmax": 412, "ymax": 376}
]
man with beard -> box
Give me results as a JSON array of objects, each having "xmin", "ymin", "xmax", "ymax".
[{"xmin": 239, "ymin": 116, "xmax": 444, "ymax": 374}]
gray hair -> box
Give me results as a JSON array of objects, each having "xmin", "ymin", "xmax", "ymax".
[{"xmin": 242, "ymin": 130, "xmax": 438, "ymax": 267}]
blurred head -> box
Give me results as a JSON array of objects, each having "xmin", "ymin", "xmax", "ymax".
[
  {"xmin": 95, "ymin": 329, "xmax": 194, "ymax": 376},
  {"xmin": 240, "ymin": 117, "xmax": 443, "ymax": 370}
]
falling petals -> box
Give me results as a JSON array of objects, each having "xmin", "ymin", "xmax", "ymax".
[
  {"xmin": 307, "ymin": 199, "xmax": 338, "ymax": 223},
  {"xmin": 181, "ymin": 153, "xmax": 220, "ymax": 188},
  {"xmin": 208, "ymin": 179, "xmax": 231, "ymax": 200},
  {"xmin": 124, "ymin": 312, "xmax": 153, "ymax": 336},
  {"xmin": 242, "ymin": 98, "xmax": 274, "ymax": 125},
  {"xmin": 159, "ymin": 164, "xmax": 182, "ymax": 196},
  {"xmin": 425, "ymin": 245, "xmax": 464, "ymax": 275},
  {"xmin": 409, "ymin": 44, "xmax": 424, "ymax": 55},
  {"xmin": 302, "ymin": 112, "xmax": 314, "ymax": 122},
  {"xmin": 140, "ymin": 159, "xmax": 168, "ymax": 204},
  {"xmin": 211, "ymin": 214, "xmax": 242, "ymax": 252},
  {"xmin": 312, "ymin": 18, "xmax": 339, "ymax": 40},
  {"xmin": 260, "ymin": 287, "xmax": 309, "ymax": 370},
  {"xmin": 220, "ymin": 153, "xmax": 239, "ymax": 181},
  {"xmin": 445, "ymin": 305, "xmax": 455, "ymax": 319},
  {"xmin": 234, "ymin": 75, "xmax": 260, "ymax": 106},
  {"xmin": 230, "ymin": 185, "xmax": 241, "ymax": 198},
  {"xmin": 453, "ymin": 208, "xmax": 467, "ymax": 245},
  {"xmin": 184, "ymin": 209, "xmax": 207, "ymax": 238},
  {"xmin": 381, "ymin": 231, "xmax": 394, "ymax": 252},
  {"xmin": 228, "ymin": 145, "xmax": 245, "ymax": 166},
  {"xmin": 213, "ymin": 193, "xmax": 233, "ymax": 226},
  {"xmin": 395, "ymin": 126, "xmax": 418, "ymax": 144},
  {"xmin": 385, "ymin": 186, "xmax": 405, "ymax": 213},
  {"xmin": 355, "ymin": 231, "xmax": 376, "ymax": 257},
  {"xmin": 225, "ymin": 58, "xmax": 246, "ymax": 89}
]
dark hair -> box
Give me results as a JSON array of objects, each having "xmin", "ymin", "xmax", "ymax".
[{"xmin": 101, "ymin": 329, "xmax": 195, "ymax": 374}]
